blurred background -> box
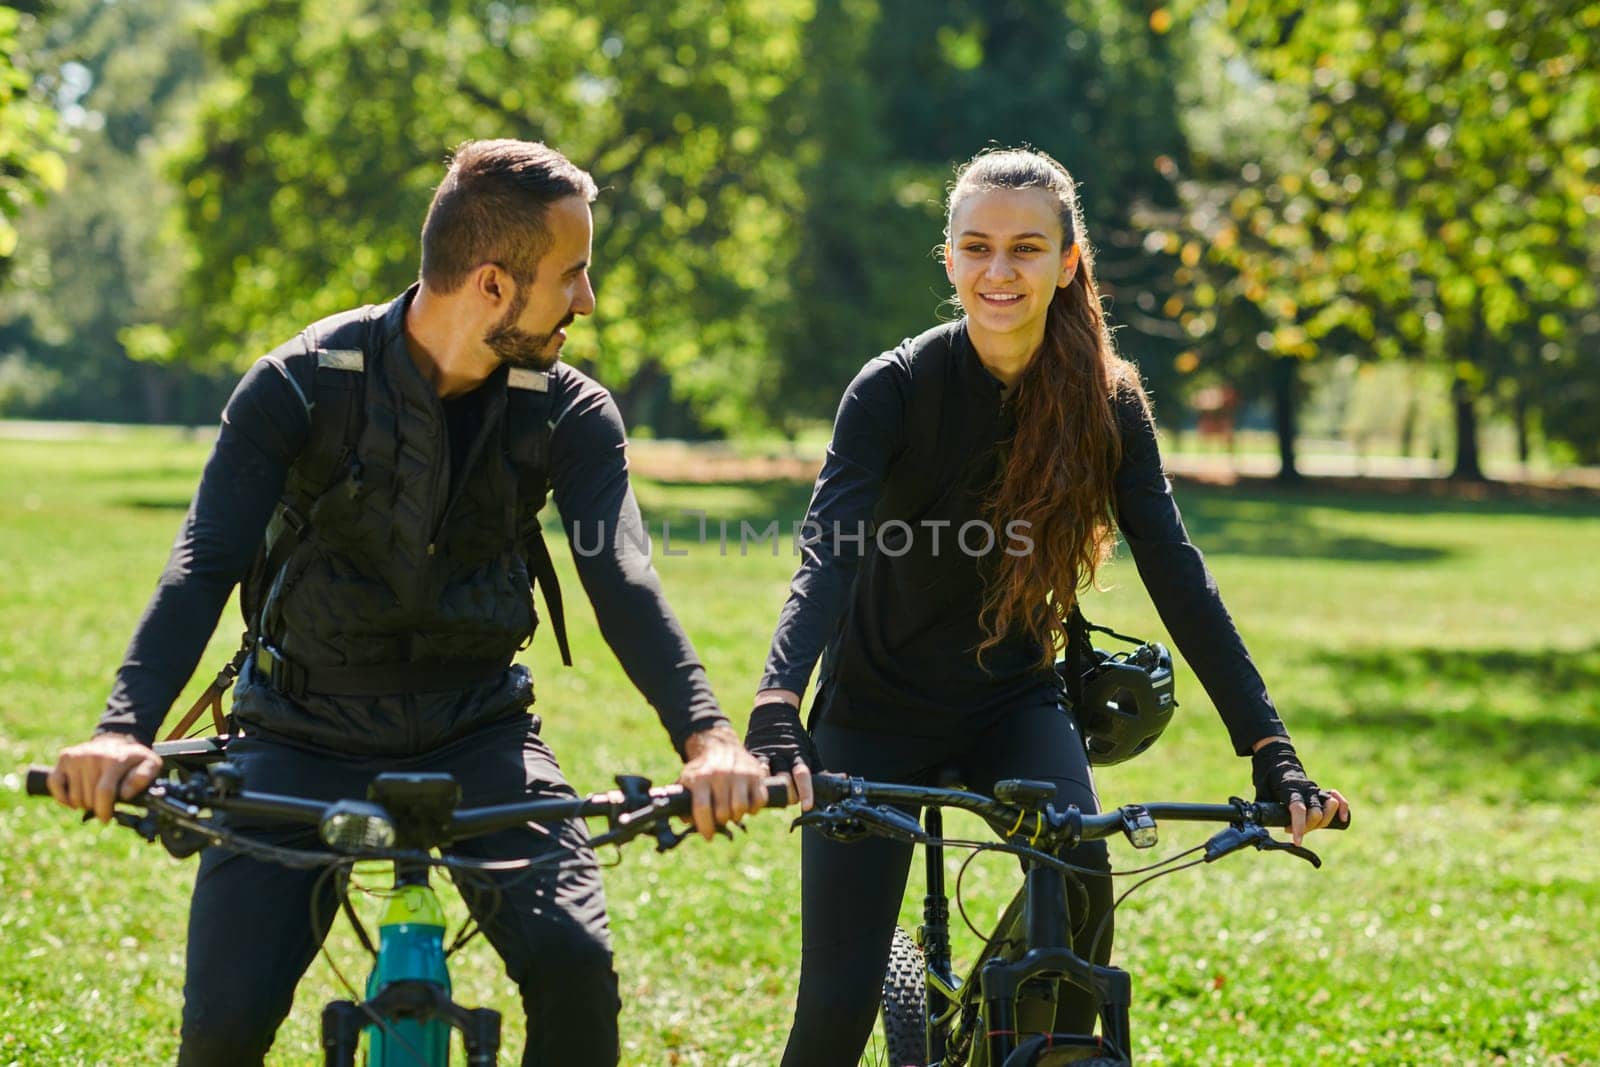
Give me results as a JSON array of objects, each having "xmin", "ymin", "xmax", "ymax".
[
  {"xmin": 1, "ymin": 0, "xmax": 1596, "ymax": 483},
  {"xmin": 3, "ymin": 5, "xmax": 1599, "ymax": 1063}
]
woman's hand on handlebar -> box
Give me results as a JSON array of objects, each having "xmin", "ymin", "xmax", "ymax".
[
  {"xmin": 745, "ymin": 690, "xmax": 817, "ymax": 812},
  {"xmin": 47, "ymin": 732, "xmax": 162, "ymax": 824},
  {"xmin": 1250, "ymin": 736, "xmax": 1351, "ymax": 846},
  {"xmin": 1299, "ymin": 787, "xmax": 1351, "ymax": 842}
]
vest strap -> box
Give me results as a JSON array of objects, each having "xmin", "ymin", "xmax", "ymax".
[
  {"xmin": 253, "ymin": 643, "xmax": 512, "ymax": 700},
  {"xmin": 524, "ymin": 529, "xmax": 572, "ymax": 666},
  {"xmin": 164, "ymin": 639, "xmax": 250, "ymax": 741}
]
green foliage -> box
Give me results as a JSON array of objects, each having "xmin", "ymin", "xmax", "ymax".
[
  {"xmin": 0, "ymin": 4, "xmax": 67, "ymax": 272},
  {"xmin": 1163, "ymin": 0, "xmax": 1600, "ymax": 471},
  {"xmin": 3, "ymin": 432, "xmax": 1599, "ymax": 1062},
  {"xmin": 776, "ymin": 0, "xmax": 1198, "ymax": 419},
  {"xmin": 162, "ymin": 0, "xmax": 810, "ymax": 433},
  {"xmin": 0, "ymin": 0, "xmax": 232, "ymax": 423},
  {"xmin": 161, "ymin": 0, "xmax": 1209, "ymax": 434}
]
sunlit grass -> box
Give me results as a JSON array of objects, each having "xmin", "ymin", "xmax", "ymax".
[{"xmin": 1, "ymin": 427, "xmax": 1596, "ymax": 1065}]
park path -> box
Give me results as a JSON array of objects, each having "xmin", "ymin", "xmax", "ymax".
[{"xmin": 3, "ymin": 419, "xmax": 1596, "ymax": 493}]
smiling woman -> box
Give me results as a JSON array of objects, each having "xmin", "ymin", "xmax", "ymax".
[{"xmin": 742, "ymin": 146, "xmax": 1349, "ymax": 1066}]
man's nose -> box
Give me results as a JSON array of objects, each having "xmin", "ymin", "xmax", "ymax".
[{"xmin": 573, "ymin": 273, "xmax": 596, "ymax": 316}]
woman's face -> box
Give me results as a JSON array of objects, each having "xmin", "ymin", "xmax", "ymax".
[{"xmin": 945, "ymin": 187, "xmax": 1080, "ymax": 354}]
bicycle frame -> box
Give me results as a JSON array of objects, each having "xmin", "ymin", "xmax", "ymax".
[
  {"xmin": 800, "ymin": 774, "xmax": 1336, "ymax": 1067},
  {"xmin": 914, "ymin": 807, "xmax": 1130, "ymax": 1067},
  {"xmin": 321, "ymin": 859, "xmax": 501, "ymax": 1067}
]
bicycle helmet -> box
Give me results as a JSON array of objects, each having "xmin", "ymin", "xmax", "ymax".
[{"xmin": 1072, "ymin": 642, "xmax": 1178, "ymax": 766}]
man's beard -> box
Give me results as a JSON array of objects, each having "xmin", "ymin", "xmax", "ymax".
[{"xmin": 485, "ymin": 295, "xmax": 572, "ymax": 371}]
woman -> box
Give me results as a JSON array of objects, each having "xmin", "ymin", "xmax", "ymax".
[{"xmin": 744, "ymin": 147, "xmax": 1349, "ymax": 1066}]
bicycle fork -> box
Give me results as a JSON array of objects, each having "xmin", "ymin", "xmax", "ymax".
[
  {"xmin": 920, "ymin": 808, "xmax": 955, "ymax": 1065},
  {"xmin": 978, "ymin": 865, "xmax": 1133, "ymax": 1066}
]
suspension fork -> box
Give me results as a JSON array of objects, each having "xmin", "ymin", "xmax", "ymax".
[{"xmin": 920, "ymin": 806, "xmax": 952, "ymax": 1064}]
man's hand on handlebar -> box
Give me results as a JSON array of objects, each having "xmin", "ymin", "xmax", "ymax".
[
  {"xmin": 48, "ymin": 732, "xmax": 162, "ymax": 825},
  {"xmin": 679, "ymin": 723, "xmax": 771, "ymax": 841}
]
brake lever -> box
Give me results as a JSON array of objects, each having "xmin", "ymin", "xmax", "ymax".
[
  {"xmin": 1264, "ymin": 838, "xmax": 1323, "ymax": 868},
  {"xmin": 792, "ymin": 803, "xmax": 926, "ymax": 845},
  {"xmin": 1203, "ymin": 823, "xmax": 1322, "ymax": 868}
]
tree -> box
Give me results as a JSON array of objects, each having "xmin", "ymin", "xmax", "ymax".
[
  {"xmin": 1197, "ymin": 0, "xmax": 1600, "ymax": 480},
  {"xmin": 774, "ymin": 0, "xmax": 1199, "ymax": 422},
  {"xmin": 0, "ymin": 0, "xmax": 229, "ymax": 423},
  {"xmin": 0, "ymin": 2, "xmax": 66, "ymax": 280},
  {"xmin": 154, "ymin": 0, "xmax": 811, "ymax": 434}
]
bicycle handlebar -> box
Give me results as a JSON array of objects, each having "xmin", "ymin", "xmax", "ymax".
[
  {"xmin": 805, "ymin": 771, "xmax": 1348, "ymax": 850},
  {"xmin": 24, "ymin": 764, "xmax": 794, "ymax": 857}
]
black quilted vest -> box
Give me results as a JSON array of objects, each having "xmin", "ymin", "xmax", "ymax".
[{"xmin": 234, "ymin": 289, "xmax": 565, "ymax": 735}]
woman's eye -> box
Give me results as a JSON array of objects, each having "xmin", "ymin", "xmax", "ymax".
[
  {"xmin": 1015, "ymin": 245, "xmax": 1039, "ymax": 254},
  {"xmin": 963, "ymin": 244, "xmax": 988, "ymax": 254}
]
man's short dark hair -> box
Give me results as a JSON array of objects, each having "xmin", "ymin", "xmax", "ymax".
[{"xmin": 419, "ymin": 139, "xmax": 599, "ymax": 293}]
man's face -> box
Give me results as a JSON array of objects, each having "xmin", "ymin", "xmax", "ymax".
[{"xmin": 485, "ymin": 196, "xmax": 596, "ymax": 371}]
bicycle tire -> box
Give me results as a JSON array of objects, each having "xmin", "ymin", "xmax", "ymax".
[{"xmin": 880, "ymin": 925, "xmax": 928, "ymax": 1066}]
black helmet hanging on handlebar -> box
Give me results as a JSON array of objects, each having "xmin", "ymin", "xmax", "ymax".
[
  {"xmin": 1073, "ymin": 643, "xmax": 1177, "ymax": 765},
  {"xmin": 1057, "ymin": 612, "xmax": 1179, "ymax": 766}
]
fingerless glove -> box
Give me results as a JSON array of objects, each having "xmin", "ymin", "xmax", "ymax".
[
  {"xmin": 1251, "ymin": 738, "xmax": 1324, "ymax": 810},
  {"xmin": 743, "ymin": 700, "xmax": 821, "ymax": 774}
]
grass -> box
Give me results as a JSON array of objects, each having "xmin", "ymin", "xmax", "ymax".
[{"xmin": 1, "ymin": 426, "xmax": 1597, "ymax": 1066}]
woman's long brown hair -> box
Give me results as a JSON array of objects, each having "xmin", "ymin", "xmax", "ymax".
[{"xmin": 950, "ymin": 149, "xmax": 1149, "ymax": 668}]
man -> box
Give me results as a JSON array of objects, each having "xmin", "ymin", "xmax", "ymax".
[{"xmin": 46, "ymin": 139, "xmax": 769, "ymax": 1065}]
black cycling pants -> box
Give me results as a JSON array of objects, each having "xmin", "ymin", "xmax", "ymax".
[
  {"xmin": 176, "ymin": 714, "xmax": 619, "ymax": 1067},
  {"xmin": 781, "ymin": 702, "xmax": 1113, "ymax": 1067}
]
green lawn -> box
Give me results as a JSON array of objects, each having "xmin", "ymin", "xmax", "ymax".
[{"xmin": 1, "ymin": 427, "xmax": 1597, "ymax": 1066}]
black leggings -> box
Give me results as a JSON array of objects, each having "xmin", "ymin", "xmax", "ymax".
[
  {"xmin": 176, "ymin": 715, "xmax": 620, "ymax": 1067},
  {"xmin": 781, "ymin": 702, "xmax": 1113, "ymax": 1067}
]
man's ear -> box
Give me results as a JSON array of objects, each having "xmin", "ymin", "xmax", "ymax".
[
  {"xmin": 474, "ymin": 263, "xmax": 510, "ymax": 307},
  {"xmin": 1058, "ymin": 243, "xmax": 1082, "ymax": 287}
]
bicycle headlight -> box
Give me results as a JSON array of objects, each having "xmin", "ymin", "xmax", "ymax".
[{"xmin": 319, "ymin": 800, "xmax": 397, "ymax": 852}]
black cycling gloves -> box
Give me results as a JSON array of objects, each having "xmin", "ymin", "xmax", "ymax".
[
  {"xmin": 744, "ymin": 700, "xmax": 821, "ymax": 775},
  {"xmin": 1251, "ymin": 738, "xmax": 1325, "ymax": 813}
]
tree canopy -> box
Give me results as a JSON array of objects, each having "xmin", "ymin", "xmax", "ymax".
[
  {"xmin": 3, "ymin": 0, "xmax": 1597, "ymax": 465},
  {"xmin": 1167, "ymin": 0, "xmax": 1600, "ymax": 475}
]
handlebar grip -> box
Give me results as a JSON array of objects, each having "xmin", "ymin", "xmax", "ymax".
[
  {"xmin": 646, "ymin": 777, "xmax": 796, "ymax": 814},
  {"xmin": 764, "ymin": 775, "xmax": 794, "ymax": 809},
  {"xmin": 25, "ymin": 766, "xmax": 55, "ymax": 798},
  {"xmin": 1255, "ymin": 800, "xmax": 1352, "ymax": 830}
]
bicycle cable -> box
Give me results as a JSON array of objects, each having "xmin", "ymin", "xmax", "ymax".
[
  {"xmin": 942, "ymin": 833, "xmax": 1208, "ymax": 944},
  {"xmin": 1087, "ymin": 856, "xmax": 1208, "ymax": 965}
]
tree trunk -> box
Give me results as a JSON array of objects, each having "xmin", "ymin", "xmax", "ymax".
[
  {"xmin": 1398, "ymin": 390, "xmax": 1418, "ymax": 458},
  {"xmin": 614, "ymin": 361, "xmax": 663, "ymax": 434},
  {"xmin": 1449, "ymin": 375, "xmax": 1485, "ymax": 482},
  {"xmin": 140, "ymin": 363, "xmax": 172, "ymax": 424},
  {"xmin": 1513, "ymin": 389, "xmax": 1531, "ymax": 468},
  {"xmin": 1272, "ymin": 357, "xmax": 1301, "ymax": 482}
]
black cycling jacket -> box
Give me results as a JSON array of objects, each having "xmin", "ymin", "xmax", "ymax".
[
  {"xmin": 98, "ymin": 296, "xmax": 726, "ymax": 757},
  {"xmin": 759, "ymin": 320, "xmax": 1282, "ymax": 756}
]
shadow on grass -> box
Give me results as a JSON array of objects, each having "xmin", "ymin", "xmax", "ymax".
[
  {"xmin": 1172, "ymin": 477, "xmax": 1600, "ymax": 521},
  {"xmin": 637, "ymin": 476, "xmax": 1455, "ymax": 564},
  {"xmin": 118, "ymin": 497, "xmax": 193, "ymax": 510},
  {"xmin": 1297, "ymin": 644, "xmax": 1600, "ymax": 803},
  {"xmin": 1179, "ymin": 509, "xmax": 1450, "ymax": 563},
  {"xmin": 633, "ymin": 477, "xmax": 816, "ymax": 526}
]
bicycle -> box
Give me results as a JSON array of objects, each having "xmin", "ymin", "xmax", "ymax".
[
  {"xmin": 26, "ymin": 735, "xmax": 790, "ymax": 1067},
  {"xmin": 799, "ymin": 771, "xmax": 1349, "ymax": 1067}
]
